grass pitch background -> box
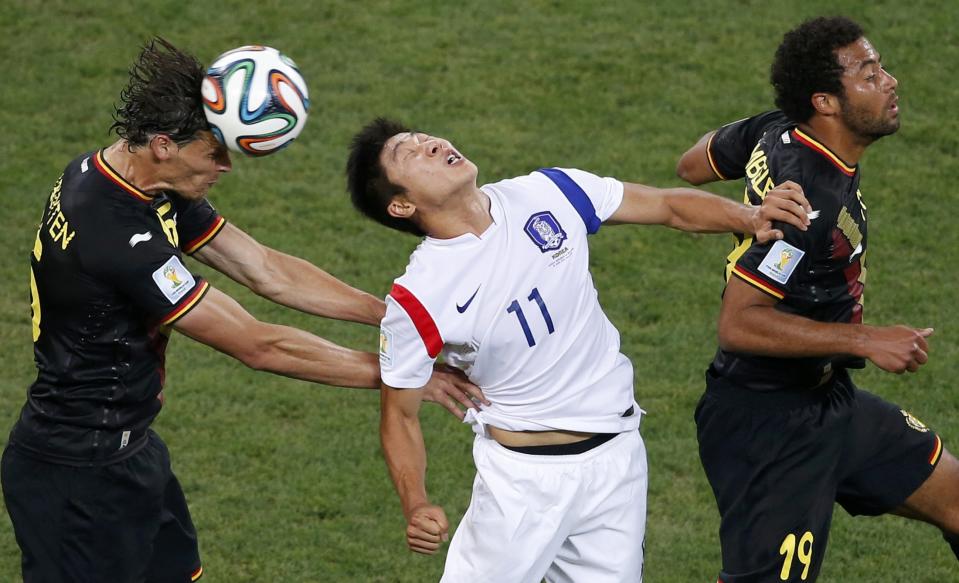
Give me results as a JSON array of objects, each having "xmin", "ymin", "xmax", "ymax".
[{"xmin": 1, "ymin": 1, "xmax": 957, "ymax": 581}]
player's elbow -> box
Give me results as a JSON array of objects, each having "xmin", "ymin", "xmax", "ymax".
[
  {"xmin": 675, "ymin": 155, "xmax": 696, "ymax": 184},
  {"xmin": 716, "ymin": 313, "xmax": 750, "ymax": 353},
  {"xmin": 675, "ymin": 153, "xmax": 704, "ymax": 185},
  {"xmin": 230, "ymin": 323, "xmax": 277, "ymax": 371}
]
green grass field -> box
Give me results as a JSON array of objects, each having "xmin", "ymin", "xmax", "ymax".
[{"xmin": 1, "ymin": 1, "xmax": 957, "ymax": 581}]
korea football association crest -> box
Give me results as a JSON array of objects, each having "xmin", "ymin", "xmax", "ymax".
[{"xmin": 524, "ymin": 211, "xmax": 567, "ymax": 253}]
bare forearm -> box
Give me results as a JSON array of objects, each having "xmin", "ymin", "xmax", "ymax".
[
  {"xmin": 256, "ymin": 250, "xmax": 385, "ymax": 325},
  {"xmin": 253, "ymin": 324, "xmax": 382, "ymax": 387},
  {"xmin": 381, "ymin": 406, "xmax": 430, "ymax": 518},
  {"xmin": 719, "ymin": 303, "xmax": 867, "ymax": 359},
  {"xmin": 661, "ymin": 189, "xmax": 754, "ymax": 234}
]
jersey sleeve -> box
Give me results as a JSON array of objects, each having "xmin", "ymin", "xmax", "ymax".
[
  {"xmin": 83, "ymin": 211, "xmax": 210, "ymax": 325},
  {"xmin": 379, "ymin": 287, "xmax": 441, "ymax": 389},
  {"xmin": 707, "ymin": 110, "xmax": 788, "ymax": 181},
  {"xmin": 537, "ymin": 167, "xmax": 624, "ymax": 233},
  {"xmin": 173, "ymin": 195, "xmax": 226, "ymax": 254}
]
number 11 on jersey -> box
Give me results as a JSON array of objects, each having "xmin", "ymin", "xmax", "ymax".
[{"xmin": 507, "ymin": 287, "xmax": 555, "ymax": 347}]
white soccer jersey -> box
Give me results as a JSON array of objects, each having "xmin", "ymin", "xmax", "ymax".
[{"xmin": 379, "ymin": 168, "xmax": 641, "ymax": 434}]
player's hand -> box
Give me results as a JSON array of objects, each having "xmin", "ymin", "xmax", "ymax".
[
  {"xmin": 422, "ymin": 364, "xmax": 489, "ymax": 420},
  {"xmin": 752, "ymin": 180, "xmax": 812, "ymax": 243},
  {"xmin": 405, "ymin": 503, "xmax": 450, "ymax": 555},
  {"xmin": 863, "ymin": 325, "xmax": 934, "ymax": 374}
]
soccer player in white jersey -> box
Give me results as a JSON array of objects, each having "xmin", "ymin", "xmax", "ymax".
[{"xmin": 346, "ymin": 118, "xmax": 811, "ymax": 582}]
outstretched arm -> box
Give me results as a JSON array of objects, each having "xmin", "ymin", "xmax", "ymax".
[
  {"xmin": 193, "ymin": 223, "xmax": 385, "ymax": 326},
  {"xmin": 719, "ymin": 276, "xmax": 933, "ymax": 373},
  {"xmin": 173, "ymin": 286, "xmax": 381, "ymax": 388},
  {"xmin": 381, "ymin": 385, "xmax": 450, "ymax": 554},
  {"xmin": 607, "ymin": 180, "xmax": 811, "ymax": 243}
]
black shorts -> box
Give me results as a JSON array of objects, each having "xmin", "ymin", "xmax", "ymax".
[
  {"xmin": 695, "ymin": 368, "xmax": 942, "ymax": 583},
  {"xmin": 1, "ymin": 430, "xmax": 202, "ymax": 583}
]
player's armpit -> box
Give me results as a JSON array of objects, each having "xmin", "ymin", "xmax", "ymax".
[{"xmin": 172, "ymin": 285, "xmax": 380, "ymax": 388}]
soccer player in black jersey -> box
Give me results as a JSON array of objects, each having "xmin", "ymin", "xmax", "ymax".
[
  {"xmin": 676, "ymin": 16, "xmax": 959, "ymax": 582},
  {"xmin": 0, "ymin": 38, "xmax": 481, "ymax": 583}
]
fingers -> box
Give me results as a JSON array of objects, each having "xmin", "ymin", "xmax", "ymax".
[
  {"xmin": 761, "ymin": 198, "xmax": 810, "ymax": 231},
  {"xmin": 463, "ymin": 383, "xmax": 491, "ymax": 406},
  {"xmin": 407, "ymin": 509, "xmax": 449, "ymax": 554},
  {"xmin": 771, "ymin": 180, "xmax": 812, "ymax": 211},
  {"xmin": 442, "ymin": 398, "xmax": 466, "ymax": 421},
  {"xmin": 754, "ymin": 226, "xmax": 782, "ymax": 244}
]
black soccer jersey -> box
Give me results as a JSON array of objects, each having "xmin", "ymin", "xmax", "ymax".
[
  {"xmin": 11, "ymin": 149, "xmax": 226, "ymax": 465},
  {"xmin": 707, "ymin": 111, "xmax": 868, "ymax": 391}
]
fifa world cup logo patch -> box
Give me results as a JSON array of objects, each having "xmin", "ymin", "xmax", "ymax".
[
  {"xmin": 163, "ymin": 265, "xmax": 184, "ymax": 288},
  {"xmin": 900, "ymin": 409, "xmax": 929, "ymax": 433},
  {"xmin": 776, "ymin": 249, "xmax": 795, "ymax": 271}
]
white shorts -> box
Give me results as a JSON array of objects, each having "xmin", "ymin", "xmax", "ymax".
[{"xmin": 440, "ymin": 430, "xmax": 648, "ymax": 583}]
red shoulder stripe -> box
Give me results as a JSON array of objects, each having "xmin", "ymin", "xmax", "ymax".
[
  {"xmin": 184, "ymin": 216, "xmax": 226, "ymax": 254},
  {"xmin": 390, "ymin": 284, "xmax": 443, "ymax": 358}
]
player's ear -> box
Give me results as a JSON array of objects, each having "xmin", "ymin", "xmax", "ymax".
[
  {"xmin": 811, "ymin": 92, "xmax": 840, "ymax": 117},
  {"xmin": 149, "ymin": 134, "xmax": 177, "ymax": 161},
  {"xmin": 387, "ymin": 194, "xmax": 416, "ymax": 219}
]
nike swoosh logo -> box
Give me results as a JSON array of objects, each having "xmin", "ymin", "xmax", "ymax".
[
  {"xmin": 128, "ymin": 232, "xmax": 153, "ymax": 247},
  {"xmin": 456, "ymin": 286, "xmax": 481, "ymax": 313}
]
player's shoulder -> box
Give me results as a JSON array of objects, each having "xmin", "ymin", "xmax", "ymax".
[{"xmin": 391, "ymin": 245, "xmax": 459, "ymax": 309}]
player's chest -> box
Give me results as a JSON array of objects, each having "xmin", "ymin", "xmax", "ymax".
[
  {"xmin": 435, "ymin": 201, "xmax": 589, "ymax": 341},
  {"xmin": 825, "ymin": 187, "xmax": 867, "ymax": 264}
]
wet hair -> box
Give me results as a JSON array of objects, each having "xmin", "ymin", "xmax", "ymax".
[
  {"xmin": 770, "ymin": 16, "xmax": 864, "ymax": 123},
  {"xmin": 346, "ymin": 117, "xmax": 425, "ymax": 236},
  {"xmin": 110, "ymin": 37, "xmax": 209, "ymax": 147}
]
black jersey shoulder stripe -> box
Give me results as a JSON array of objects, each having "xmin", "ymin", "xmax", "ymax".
[
  {"xmin": 792, "ymin": 130, "xmax": 856, "ymax": 177},
  {"xmin": 92, "ymin": 150, "xmax": 153, "ymax": 203},
  {"xmin": 184, "ymin": 216, "xmax": 226, "ymax": 254},
  {"xmin": 159, "ymin": 280, "xmax": 210, "ymax": 326}
]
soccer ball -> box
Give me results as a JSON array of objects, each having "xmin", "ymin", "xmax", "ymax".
[{"xmin": 201, "ymin": 45, "xmax": 310, "ymax": 156}]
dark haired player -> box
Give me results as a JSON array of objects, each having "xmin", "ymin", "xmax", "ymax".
[
  {"xmin": 345, "ymin": 118, "xmax": 810, "ymax": 582},
  {"xmin": 1, "ymin": 38, "xmax": 479, "ymax": 583},
  {"xmin": 676, "ymin": 16, "xmax": 959, "ymax": 582}
]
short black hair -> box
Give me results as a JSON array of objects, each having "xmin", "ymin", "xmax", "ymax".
[
  {"xmin": 346, "ymin": 117, "xmax": 425, "ymax": 236},
  {"xmin": 110, "ymin": 37, "xmax": 209, "ymax": 147},
  {"xmin": 770, "ymin": 16, "xmax": 864, "ymax": 123}
]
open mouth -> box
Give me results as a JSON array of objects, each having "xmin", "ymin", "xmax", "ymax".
[{"xmin": 446, "ymin": 152, "xmax": 463, "ymax": 166}]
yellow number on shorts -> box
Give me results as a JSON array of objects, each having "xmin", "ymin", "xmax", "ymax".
[{"xmin": 779, "ymin": 531, "xmax": 814, "ymax": 581}]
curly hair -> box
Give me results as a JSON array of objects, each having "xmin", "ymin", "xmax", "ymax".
[
  {"xmin": 770, "ymin": 17, "xmax": 864, "ymax": 123},
  {"xmin": 110, "ymin": 37, "xmax": 209, "ymax": 147},
  {"xmin": 346, "ymin": 117, "xmax": 425, "ymax": 236}
]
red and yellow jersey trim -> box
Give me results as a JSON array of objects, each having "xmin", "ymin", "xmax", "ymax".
[
  {"xmin": 190, "ymin": 565, "xmax": 204, "ymax": 581},
  {"xmin": 792, "ymin": 129, "xmax": 856, "ymax": 177},
  {"xmin": 929, "ymin": 434, "xmax": 943, "ymax": 466},
  {"xmin": 705, "ymin": 132, "xmax": 728, "ymax": 180},
  {"xmin": 159, "ymin": 280, "xmax": 210, "ymax": 326},
  {"xmin": 184, "ymin": 216, "xmax": 226, "ymax": 254},
  {"xmin": 390, "ymin": 283, "xmax": 443, "ymax": 358},
  {"xmin": 93, "ymin": 150, "xmax": 154, "ymax": 203},
  {"xmin": 732, "ymin": 265, "xmax": 785, "ymax": 300}
]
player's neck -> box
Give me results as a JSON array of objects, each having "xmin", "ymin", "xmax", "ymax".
[
  {"xmin": 102, "ymin": 140, "xmax": 164, "ymax": 198},
  {"xmin": 799, "ymin": 120, "xmax": 867, "ymax": 167},
  {"xmin": 422, "ymin": 186, "xmax": 492, "ymax": 240}
]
